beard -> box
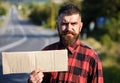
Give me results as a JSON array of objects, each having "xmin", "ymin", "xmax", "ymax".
[{"xmin": 59, "ymin": 30, "xmax": 79, "ymax": 46}]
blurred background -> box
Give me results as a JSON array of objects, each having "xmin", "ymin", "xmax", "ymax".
[{"xmin": 0, "ymin": 0, "xmax": 120, "ymax": 83}]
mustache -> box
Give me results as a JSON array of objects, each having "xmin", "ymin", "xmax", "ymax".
[{"xmin": 61, "ymin": 30, "xmax": 76, "ymax": 35}]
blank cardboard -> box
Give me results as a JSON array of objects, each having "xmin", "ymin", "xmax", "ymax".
[{"xmin": 2, "ymin": 50, "xmax": 68, "ymax": 74}]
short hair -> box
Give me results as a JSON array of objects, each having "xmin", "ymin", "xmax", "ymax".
[{"xmin": 58, "ymin": 4, "xmax": 82, "ymax": 17}]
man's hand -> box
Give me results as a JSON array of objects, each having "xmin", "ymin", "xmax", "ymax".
[{"xmin": 28, "ymin": 69, "xmax": 44, "ymax": 83}]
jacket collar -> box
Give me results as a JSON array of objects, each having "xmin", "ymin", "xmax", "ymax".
[{"xmin": 59, "ymin": 39, "xmax": 81, "ymax": 54}]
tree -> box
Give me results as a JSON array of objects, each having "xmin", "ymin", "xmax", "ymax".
[
  {"xmin": 0, "ymin": 1, "xmax": 8, "ymax": 16},
  {"xmin": 82, "ymin": 0, "xmax": 120, "ymax": 31}
]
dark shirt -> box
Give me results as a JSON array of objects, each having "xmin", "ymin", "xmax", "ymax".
[{"xmin": 42, "ymin": 39, "xmax": 104, "ymax": 83}]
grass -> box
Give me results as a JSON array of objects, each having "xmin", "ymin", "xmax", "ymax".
[
  {"xmin": 101, "ymin": 50, "xmax": 120, "ymax": 83},
  {"xmin": 103, "ymin": 58, "xmax": 120, "ymax": 83},
  {"xmin": 103, "ymin": 66, "xmax": 120, "ymax": 83}
]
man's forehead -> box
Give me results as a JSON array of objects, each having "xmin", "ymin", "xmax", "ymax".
[{"xmin": 59, "ymin": 14, "xmax": 81, "ymax": 22}]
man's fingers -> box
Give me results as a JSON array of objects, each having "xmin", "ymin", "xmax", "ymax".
[
  {"xmin": 30, "ymin": 68, "xmax": 43, "ymax": 77},
  {"xmin": 28, "ymin": 69, "xmax": 44, "ymax": 83},
  {"xmin": 30, "ymin": 72, "xmax": 44, "ymax": 83}
]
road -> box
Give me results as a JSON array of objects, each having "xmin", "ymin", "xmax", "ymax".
[{"xmin": 0, "ymin": 5, "xmax": 59, "ymax": 83}]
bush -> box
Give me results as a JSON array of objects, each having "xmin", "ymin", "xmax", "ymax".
[
  {"xmin": 29, "ymin": 2, "xmax": 60, "ymax": 29},
  {"xmin": 103, "ymin": 13, "xmax": 120, "ymax": 42},
  {"xmin": 17, "ymin": 3, "xmax": 31, "ymax": 20},
  {"xmin": 100, "ymin": 34, "xmax": 112, "ymax": 49},
  {"xmin": 0, "ymin": 6, "xmax": 7, "ymax": 15},
  {"xmin": 29, "ymin": 4, "xmax": 45, "ymax": 25},
  {"xmin": 0, "ymin": 2, "xmax": 9, "ymax": 16}
]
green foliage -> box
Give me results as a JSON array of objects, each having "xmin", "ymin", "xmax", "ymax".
[
  {"xmin": 28, "ymin": 1, "xmax": 82, "ymax": 29},
  {"xmin": 102, "ymin": 51, "xmax": 120, "ymax": 83},
  {"xmin": 82, "ymin": 0, "xmax": 120, "ymax": 31},
  {"xmin": 0, "ymin": 6, "xmax": 7, "ymax": 15},
  {"xmin": 63, "ymin": 0, "xmax": 82, "ymax": 9},
  {"xmin": 100, "ymin": 34, "xmax": 112, "ymax": 49},
  {"xmin": 0, "ymin": 2, "xmax": 9, "ymax": 27},
  {"xmin": 0, "ymin": 7, "xmax": 7, "ymax": 15},
  {"xmin": 103, "ymin": 66, "xmax": 120, "ymax": 83},
  {"xmin": 29, "ymin": 2, "xmax": 60, "ymax": 29},
  {"xmin": 104, "ymin": 14, "xmax": 120, "ymax": 42},
  {"xmin": 18, "ymin": 4, "xmax": 30, "ymax": 20},
  {"xmin": 29, "ymin": 4, "xmax": 47, "ymax": 25},
  {"xmin": 21, "ymin": 5, "xmax": 29, "ymax": 16},
  {"xmin": 82, "ymin": 0, "xmax": 120, "ymax": 19}
]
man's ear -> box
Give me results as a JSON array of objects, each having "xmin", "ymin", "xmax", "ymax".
[{"xmin": 80, "ymin": 22, "xmax": 83, "ymax": 31}]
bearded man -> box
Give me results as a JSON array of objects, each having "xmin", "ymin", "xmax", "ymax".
[{"xmin": 28, "ymin": 4, "xmax": 104, "ymax": 83}]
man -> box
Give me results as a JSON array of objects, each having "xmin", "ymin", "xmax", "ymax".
[{"xmin": 28, "ymin": 4, "xmax": 104, "ymax": 83}]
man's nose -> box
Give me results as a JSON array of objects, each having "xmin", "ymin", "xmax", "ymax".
[{"xmin": 66, "ymin": 23, "xmax": 72, "ymax": 31}]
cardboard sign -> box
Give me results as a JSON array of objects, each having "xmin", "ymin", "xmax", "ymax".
[{"xmin": 2, "ymin": 50, "xmax": 68, "ymax": 74}]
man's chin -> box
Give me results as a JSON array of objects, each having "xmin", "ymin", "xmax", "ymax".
[
  {"xmin": 62, "ymin": 38, "xmax": 76, "ymax": 46},
  {"xmin": 60, "ymin": 34, "xmax": 78, "ymax": 46}
]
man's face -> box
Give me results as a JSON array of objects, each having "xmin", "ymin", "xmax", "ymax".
[{"xmin": 57, "ymin": 14, "xmax": 83, "ymax": 46}]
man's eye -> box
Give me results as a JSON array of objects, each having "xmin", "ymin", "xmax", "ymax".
[
  {"xmin": 62, "ymin": 23, "xmax": 66, "ymax": 25},
  {"xmin": 71, "ymin": 23, "xmax": 77, "ymax": 25}
]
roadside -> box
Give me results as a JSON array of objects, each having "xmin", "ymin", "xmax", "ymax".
[
  {"xmin": 0, "ymin": 16, "xmax": 4, "ymax": 28},
  {"xmin": 0, "ymin": 2, "xmax": 10, "ymax": 28}
]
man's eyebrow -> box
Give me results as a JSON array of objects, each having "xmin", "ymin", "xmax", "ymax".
[{"xmin": 71, "ymin": 22, "xmax": 77, "ymax": 23}]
